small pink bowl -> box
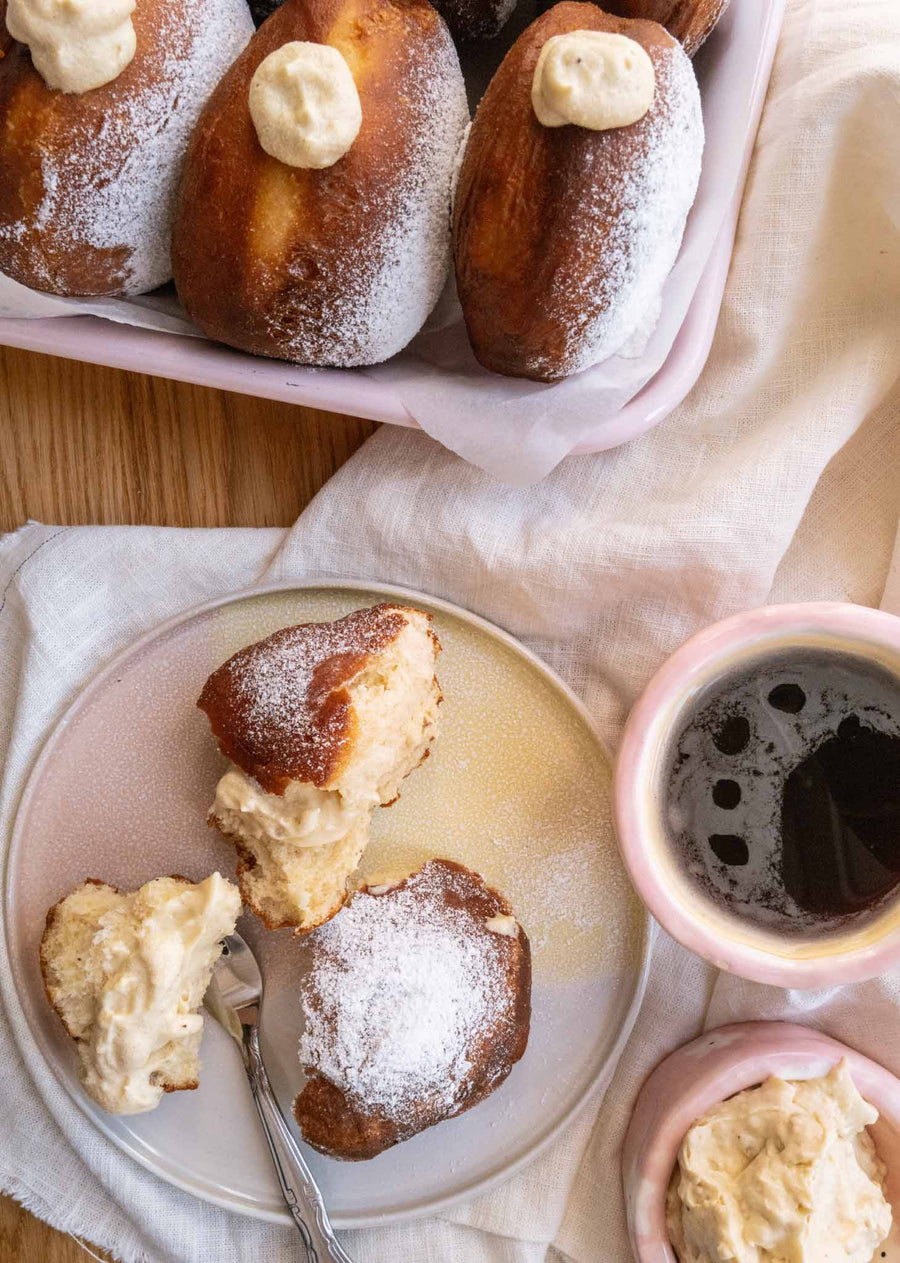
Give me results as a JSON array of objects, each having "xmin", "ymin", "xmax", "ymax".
[
  {"xmin": 622, "ymin": 1021, "xmax": 900, "ymax": 1262},
  {"xmin": 613, "ymin": 602, "xmax": 900, "ymax": 988}
]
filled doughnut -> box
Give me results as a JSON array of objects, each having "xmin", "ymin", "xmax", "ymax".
[
  {"xmin": 0, "ymin": 0, "xmax": 253, "ymax": 296},
  {"xmin": 453, "ymin": 2, "xmax": 703, "ymax": 381},
  {"xmin": 198, "ymin": 604, "xmax": 442, "ymax": 932},
  {"xmin": 294, "ymin": 860, "xmax": 531, "ymax": 1159},
  {"xmin": 172, "ymin": 0, "xmax": 469, "ymax": 368}
]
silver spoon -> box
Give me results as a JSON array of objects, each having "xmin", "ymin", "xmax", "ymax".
[{"xmin": 204, "ymin": 932, "xmax": 353, "ymax": 1263}]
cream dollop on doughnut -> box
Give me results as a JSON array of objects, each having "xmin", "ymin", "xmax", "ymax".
[
  {"xmin": 532, "ymin": 30, "xmax": 654, "ymax": 130},
  {"xmin": 5, "ymin": 0, "xmax": 137, "ymax": 94},
  {"xmin": 249, "ymin": 41, "xmax": 362, "ymax": 170}
]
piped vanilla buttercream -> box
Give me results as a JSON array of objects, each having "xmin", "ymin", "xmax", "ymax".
[
  {"xmin": 6, "ymin": 0, "xmax": 137, "ymax": 93},
  {"xmin": 532, "ymin": 30, "xmax": 654, "ymax": 130},
  {"xmin": 249, "ymin": 41, "xmax": 362, "ymax": 169}
]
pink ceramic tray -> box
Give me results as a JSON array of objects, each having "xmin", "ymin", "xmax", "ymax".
[{"xmin": 0, "ymin": 1, "xmax": 784, "ymax": 454}]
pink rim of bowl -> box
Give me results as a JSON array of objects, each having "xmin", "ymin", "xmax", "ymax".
[
  {"xmin": 613, "ymin": 602, "xmax": 900, "ymax": 988},
  {"xmin": 622, "ymin": 1020, "xmax": 900, "ymax": 1262}
]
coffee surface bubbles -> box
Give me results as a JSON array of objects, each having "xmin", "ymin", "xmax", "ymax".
[{"xmin": 666, "ymin": 649, "xmax": 900, "ymax": 931}]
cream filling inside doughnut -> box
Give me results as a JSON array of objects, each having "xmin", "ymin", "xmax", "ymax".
[
  {"xmin": 532, "ymin": 30, "xmax": 655, "ymax": 130},
  {"xmin": 6, "ymin": 0, "xmax": 136, "ymax": 94},
  {"xmin": 42, "ymin": 874, "xmax": 241, "ymax": 1114},
  {"xmin": 210, "ymin": 618, "xmax": 440, "ymax": 851},
  {"xmin": 213, "ymin": 767, "xmax": 362, "ymax": 849},
  {"xmin": 249, "ymin": 41, "xmax": 362, "ymax": 170}
]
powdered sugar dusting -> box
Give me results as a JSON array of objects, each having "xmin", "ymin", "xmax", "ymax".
[
  {"xmin": 265, "ymin": 27, "xmax": 469, "ymax": 367},
  {"xmin": 0, "ymin": 0, "xmax": 252, "ymax": 295},
  {"xmin": 298, "ymin": 862, "xmax": 515, "ymax": 1119},
  {"xmin": 531, "ymin": 38, "xmax": 703, "ymax": 378},
  {"xmin": 231, "ymin": 628, "xmax": 344, "ymax": 756},
  {"xmin": 196, "ymin": 598, "xmax": 421, "ymax": 788},
  {"xmin": 199, "ymin": 604, "xmax": 411, "ymax": 784},
  {"xmin": 202, "ymin": 588, "xmax": 642, "ymax": 986}
]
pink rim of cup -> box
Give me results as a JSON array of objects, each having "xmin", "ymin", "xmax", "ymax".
[
  {"xmin": 622, "ymin": 1020, "xmax": 900, "ymax": 1262},
  {"xmin": 613, "ymin": 602, "xmax": 900, "ymax": 989}
]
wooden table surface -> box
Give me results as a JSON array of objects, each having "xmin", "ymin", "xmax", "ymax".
[{"xmin": 0, "ymin": 344, "xmax": 377, "ymax": 1262}]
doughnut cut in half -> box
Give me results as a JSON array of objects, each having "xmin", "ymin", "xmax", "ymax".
[
  {"xmin": 40, "ymin": 874, "xmax": 240, "ymax": 1114},
  {"xmin": 198, "ymin": 604, "xmax": 442, "ymax": 932}
]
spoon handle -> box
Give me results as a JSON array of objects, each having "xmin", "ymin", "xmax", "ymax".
[{"xmin": 243, "ymin": 1025, "xmax": 354, "ymax": 1263}]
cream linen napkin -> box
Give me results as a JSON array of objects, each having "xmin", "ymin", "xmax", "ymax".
[{"xmin": 4, "ymin": 0, "xmax": 900, "ymax": 1258}]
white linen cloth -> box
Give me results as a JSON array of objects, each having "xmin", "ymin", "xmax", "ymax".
[{"xmin": 4, "ymin": 0, "xmax": 900, "ymax": 1258}]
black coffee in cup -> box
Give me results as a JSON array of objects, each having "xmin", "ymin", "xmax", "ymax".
[{"xmin": 665, "ymin": 647, "xmax": 900, "ymax": 931}]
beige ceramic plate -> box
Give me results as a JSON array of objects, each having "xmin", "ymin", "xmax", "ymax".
[{"xmin": 5, "ymin": 582, "xmax": 648, "ymax": 1227}]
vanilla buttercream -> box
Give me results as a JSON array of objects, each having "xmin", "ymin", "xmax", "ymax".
[
  {"xmin": 213, "ymin": 766, "xmax": 361, "ymax": 849},
  {"xmin": 44, "ymin": 873, "xmax": 241, "ymax": 1114},
  {"xmin": 666, "ymin": 1062, "xmax": 893, "ymax": 1263},
  {"xmin": 6, "ymin": 0, "xmax": 137, "ymax": 94},
  {"xmin": 532, "ymin": 30, "xmax": 655, "ymax": 130},
  {"xmin": 249, "ymin": 41, "xmax": 362, "ymax": 169}
]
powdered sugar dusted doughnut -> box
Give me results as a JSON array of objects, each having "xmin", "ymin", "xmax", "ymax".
[
  {"xmin": 603, "ymin": 0, "xmax": 731, "ymax": 57},
  {"xmin": 294, "ymin": 859, "xmax": 531, "ymax": 1159},
  {"xmin": 0, "ymin": 0, "xmax": 253, "ymax": 296},
  {"xmin": 198, "ymin": 604, "xmax": 443, "ymax": 932},
  {"xmin": 172, "ymin": 0, "xmax": 469, "ymax": 369},
  {"xmin": 453, "ymin": 2, "xmax": 703, "ymax": 382}
]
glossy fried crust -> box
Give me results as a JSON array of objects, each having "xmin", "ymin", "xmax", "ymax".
[
  {"xmin": 171, "ymin": 0, "xmax": 455, "ymax": 365},
  {"xmin": 0, "ymin": 0, "xmax": 190, "ymax": 295},
  {"xmin": 294, "ymin": 859, "xmax": 532, "ymax": 1160},
  {"xmin": 452, "ymin": 4, "xmax": 680, "ymax": 382},
  {"xmin": 197, "ymin": 603, "xmax": 435, "ymax": 795},
  {"xmin": 602, "ymin": 0, "xmax": 730, "ymax": 55}
]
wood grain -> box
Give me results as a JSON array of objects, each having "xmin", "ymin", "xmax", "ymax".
[
  {"xmin": 0, "ymin": 346, "xmax": 377, "ymax": 529},
  {"xmin": 0, "ymin": 345, "xmax": 377, "ymax": 1259},
  {"xmin": 0, "ymin": 1203, "xmax": 114, "ymax": 1263}
]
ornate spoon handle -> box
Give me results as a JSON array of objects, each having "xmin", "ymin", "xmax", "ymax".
[{"xmin": 243, "ymin": 1025, "xmax": 354, "ymax": 1263}]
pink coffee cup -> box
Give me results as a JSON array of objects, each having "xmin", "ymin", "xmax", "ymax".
[{"xmin": 613, "ymin": 603, "xmax": 900, "ymax": 988}]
